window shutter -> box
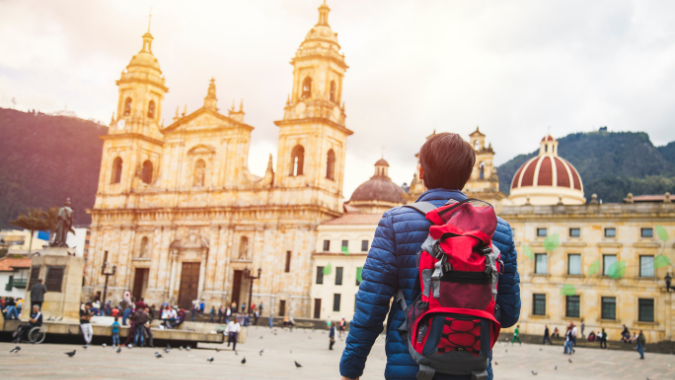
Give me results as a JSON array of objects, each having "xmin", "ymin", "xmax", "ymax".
[{"xmin": 46, "ymin": 266, "xmax": 65, "ymax": 292}]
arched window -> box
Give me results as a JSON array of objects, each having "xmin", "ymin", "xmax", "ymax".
[
  {"xmin": 111, "ymin": 157, "xmax": 123, "ymax": 184},
  {"xmin": 238, "ymin": 236, "xmax": 249, "ymax": 259},
  {"xmin": 329, "ymin": 81, "xmax": 336, "ymax": 102},
  {"xmin": 326, "ymin": 149, "xmax": 336, "ymax": 180},
  {"xmin": 290, "ymin": 145, "xmax": 304, "ymax": 176},
  {"xmin": 140, "ymin": 236, "xmax": 150, "ymax": 258},
  {"xmin": 474, "ymin": 140, "xmax": 480, "ymax": 150},
  {"xmin": 302, "ymin": 77, "xmax": 312, "ymax": 99},
  {"xmin": 124, "ymin": 97, "xmax": 132, "ymax": 116},
  {"xmin": 479, "ymin": 163, "xmax": 485, "ymax": 180},
  {"xmin": 193, "ymin": 159, "xmax": 206, "ymax": 187},
  {"xmin": 141, "ymin": 160, "xmax": 153, "ymax": 184},
  {"xmin": 147, "ymin": 100, "xmax": 156, "ymax": 119}
]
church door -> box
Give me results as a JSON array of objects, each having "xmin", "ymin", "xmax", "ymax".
[
  {"xmin": 314, "ymin": 298, "xmax": 321, "ymax": 319},
  {"xmin": 132, "ymin": 268, "xmax": 149, "ymax": 301},
  {"xmin": 178, "ymin": 262, "xmax": 200, "ymax": 309},
  {"xmin": 231, "ymin": 270, "xmax": 243, "ymax": 310}
]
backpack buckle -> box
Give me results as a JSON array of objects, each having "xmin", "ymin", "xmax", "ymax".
[
  {"xmin": 478, "ymin": 245, "xmax": 492, "ymax": 255},
  {"xmin": 442, "ymin": 263, "xmax": 452, "ymax": 273},
  {"xmin": 432, "ymin": 241, "xmax": 445, "ymax": 259}
]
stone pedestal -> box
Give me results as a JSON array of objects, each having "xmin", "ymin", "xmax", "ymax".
[{"xmin": 20, "ymin": 247, "xmax": 84, "ymax": 322}]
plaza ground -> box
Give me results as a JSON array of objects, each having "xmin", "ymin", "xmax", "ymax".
[{"xmin": 1, "ymin": 326, "xmax": 673, "ymax": 379}]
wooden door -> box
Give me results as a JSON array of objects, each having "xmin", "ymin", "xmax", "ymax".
[
  {"xmin": 313, "ymin": 298, "xmax": 321, "ymax": 319},
  {"xmin": 178, "ymin": 263, "xmax": 200, "ymax": 309},
  {"xmin": 132, "ymin": 268, "xmax": 148, "ymax": 301},
  {"xmin": 279, "ymin": 300, "xmax": 286, "ymax": 317},
  {"xmin": 231, "ymin": 270, "xmax": 243, "ymax": 310}
]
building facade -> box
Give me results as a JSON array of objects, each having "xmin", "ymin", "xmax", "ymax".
[{"xmin": 85, "ymin": 3, "xmax": 351, "ymax": 317}]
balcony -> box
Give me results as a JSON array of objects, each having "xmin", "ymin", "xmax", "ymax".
[{"xmin": 4, "ymin": 278, "xmax": 28, "ymax": 291}]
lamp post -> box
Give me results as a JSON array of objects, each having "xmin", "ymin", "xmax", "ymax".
[
  {"xmin": 243, "ymin": 267, "xmax": 262, "ymax": 317},
  {"xmin": 101, "ymin": 262, "xmax": 117, "ymax": 309},
  {"xmin": 666, "ymin": 272, "xmax": 672, "ymax": 293}
]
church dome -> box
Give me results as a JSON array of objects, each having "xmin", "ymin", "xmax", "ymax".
[
  {"xmin": 127, "ymin": 33, "xmax": 162, "ymax": 74},
  {"xmin": 509, "ymin": 134, "xmax": 586, "ymax": 205},
  {"xmin": 349, "ymin": 159, "xmax": 406, "ymax": 212}
]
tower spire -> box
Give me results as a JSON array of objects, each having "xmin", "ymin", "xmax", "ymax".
[
  {"xmin": 148, "ymin": 8, "xmax": 152, "ymax": 32},
  {"xmin": 317, "ymin": 1, "xmax": 330, "ymax": 26},
  {"xmin": 203, "ymin": 77, "xmax": 218, "ymax": 111}
]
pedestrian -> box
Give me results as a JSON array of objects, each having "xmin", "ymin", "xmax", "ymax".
[
  {"xmin": 190, "ymin": 305, "xmax": 197, "ymax": 322},
  {"xmin": 621, "ymin": 325, "xmax": 631, "ymax": 343},
  {"xmin": 564, "ymin": 327, "xmax": 574, "ymax": 354},
  {"xmin": 571, "ymin": 323, "xmax": 578, "ymax": 347},
  {"xmin": 329, "ymin": 321, "xmax": 336, "ymax": 350},
  {"xmin": 636, "ymin": 330, "xmax": 645, "ymax": 359},
  {"xmin": 11, "ymin": 304, "xmax": 42, "ymax": 343},
  {"xmin": 132, "ymin": 306, "xmax": 149, "ymax": 347},
  {"xmin": 226, "ymin": 305, "xmax": 232, "ymax": 323},
  {"xmin": 339, "ymin": 133, "xmax": 520, "ymax": 380},
  {"xmin": 200, "ymin": 299, "xmax": 205, "ymax": 315},
  {"xmin": 29, "ymin": 279, "xmax": 48, "ymax": 311},
  {"xmin": 666, "ymin": 272, "xmax": 672, "ymax": 292},
  {"xmin": 580, "ymin": 319, "xmax": 585, "ymax": 338},
  {"xmin": 80, "ymin": 302, "xmax": 94, "ymax": 348},
  {"xmin": 599, "ymin": 328, "xmax": 608, "ymax": 349},
  {"xmin": 512, "ymin": 324, "xmax": 522, "ymax": 345},
  {"xmin": 4, "ymin": 297, "xmax": 19, "ymax": 320},
  {"xmin": 218, "ymin": 305, "xmax": 224, "ymax": 324},
  {"xmin": 339, "ymin": 317, "xmax": 346, "ymax": 338},
  {"xmin": 111, "ymin": 316, "xmax": 121, "ymax": 347},
  {"xmin": 226, "ymin": 317, "xmax": 241, "ymax": 351},
  {"xmin": 210, "ymin": 306, "xmax": 216, "ymax": 323},
  {"xmin": 259, "ymin": 302, "xmax": 263, "ymax": 315},
  {"xmin": 269, "ymin": 312, "xmax": 274, "ymax": 328},
  {"xmin": 552, "ymin": 326, "xmax": 560, "ymax": 338},
  {"xmin": 543, "ymin": 325, "xmax": 552, "ymax": 345},
  {"xmin": 241, "ymin": 302, "xmax": 246, "ymax": 314},
  {"xmin": 254, "ymin": 309, "xmax": 259, "ymax": 325}
]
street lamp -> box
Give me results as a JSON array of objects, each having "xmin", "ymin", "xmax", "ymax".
[
  {"xmin": 101, "ymin": 262, "xmax": 117, "ymax": 308},
  {"xmin": 243, "ymin": 267, "xmax": 262, "ymax": 317}
]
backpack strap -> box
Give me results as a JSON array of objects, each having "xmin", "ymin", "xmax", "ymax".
[
  {"xmin": 416, "ymin": 364, "xmax": 436, "ymax": 380},
  {"xmin": 404, "ymin": 201, "xmax": 438, "ymax": 215}
]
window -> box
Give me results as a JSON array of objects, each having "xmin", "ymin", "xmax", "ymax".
[
  {"xmin": 302, "ymin": 77, "xmax": 312, "ymax": 99},
  {"xmin": 532, "ymin": 294, "xmax": 546, "ymax": 316},
  {"xmin": 123, "ymin": 97, "xmax": 132, "ymax": 116},
  {"xmin": 537, "ymin": 228, "xmax": 547, "ymax": 237},
  {"xmin": 284, "ymin": 251, "xmax": 292, "ymax": 273},
  {"xmin": 569, "ymin": 228, "xmax": 581, "ymax": 237},
  {"xmin": 326, "ymin": 149, "xmax": 336, "ymax": 180},
  {"xmin": 45, "ymin": 265, "xmax": 65, "ymax": 292},
  {"xmin": 323, "ymin": 240, "xmax": 330, "ymax": 252},
  {"xmin": 361, "ymin": 240, "xmax": 369, "ymax": 252},
  {"xmin": 356, "ymin": 267, "xmax": 363, "ymax": 286},
  {"xmin": 28, "ymin": 266, "xmax": 40, "ymax": 289},
  {"xmin": 147, "ymin": 100, "xmax": 156, "ymax": 119},
  {"xmin": 111, "ymin": 157, "xmax": 123, "ymax": 184},
  {"xmin": 103, "ymin": 250, "xmax": 109, "ymax": 264},
  {"xmin": 566, "ymin": 296, "xmax": 580, "ymax": 318},
  {"xmin": 640, "ymin": 256, "xmax": 654, "ymax": 277},
  {"xmin": 290, "ymin": 145, "xmax": 304, "ymax": 176},
  {"xmin": 329, "ymin": 80, "xmax": 336, "ymax": 102},
  {"xmin": 141, "ymin": 160, "xmax": 153, "ymax": 184},
  {"xmin": 342, "ymin": 240, "xmax": 349, "ymax": 249},
  {"xmin": 279, "ymin": 300, "xmax": 286, "ymax": 317},
  {"xmin": 139, "ymin": 236, "xmax": 149, "ymax": 258},
  {"xmin": 638, "ymin": 299, "xmax": 654, "ymax": 322},
  {"xmin": 333, "ymin": 293, "xmax": 341, "ymax": 312},
  {"xmin": 316, "ymin": 266, "xmax": 324, "ymax": 284},
  {"xmin": 479, "ymin": 163, "xmax": 485, "ymax": 179},
  {"xmin": 568, "ymin": 254, "xmax": 581, "ymax": 275},
  {"xmin": 641, "ymin": 228, "xmax": 653, "ymax": 238},
  {"xmin": 604, "ymin": 228, "xmax": 616, "ymax": 238},
  {"xmin": 603, "ymin": 255, "xmax": 617, "ymax": 276},
  {"xmin": 193, "ymin": 159, "xmax": 206, "ymax": 187},
  {"xmin": 601, "ymin": 297, "xmax": 616, "ymax": 320},
  {"xmin": 335, "ymin": 267, "xmax": 343, "ymax": 285},
  {"xmin": 238, "ymin": 236, "xmax": 249, "ymax": 260},
  {"xmin": 535, "ymin": 254, "xmax": 548, "ymax": 274}
]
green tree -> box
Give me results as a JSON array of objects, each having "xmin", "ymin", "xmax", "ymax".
[{"xmin": 9, "ymin": 208, "xmax": 50, "ymax": 254}]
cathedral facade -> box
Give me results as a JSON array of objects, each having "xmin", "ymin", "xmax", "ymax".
[{"xmin": 84, "ymin": 3, "xmax": 350, "ymax": 317}]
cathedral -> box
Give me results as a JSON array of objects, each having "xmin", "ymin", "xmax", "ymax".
[{"xmin": 85, "ymin": 2, "xmax": 350, "ymax": 317}]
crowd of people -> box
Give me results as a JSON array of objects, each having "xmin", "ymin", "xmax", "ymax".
[
  {"xmin": 1, "ymin": 296, "xmax": 23, "ymax": 320},
  {"xmin": 541, "ymin": 320, "xmax": 646, "ymax": 359}
]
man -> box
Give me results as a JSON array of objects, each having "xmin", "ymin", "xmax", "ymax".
[
  {"xmin": 329, "ymin": 321, "xmax": 336, "ymax": 350},
  {"xmin": 143, "ymin": 306, "xmax": 154, "ymax": 348},
  {"xmin": 599, "ymin": 328, "xmax": 608, "ymax": 349},
  {"xmin": 580, "ymin": 319, "xmax": 585, "ymax": 338},
  {"xmin": 4, "ymin": 297, "xmax": 19, "ymax": 320},
  {"xmin": 132, "ymin": 306, "xmax": 149, "ymax": 347},
  {"xmin": 226, "ymin": 317, "xmax": 241, "ymax": 351},
  {"xmin": 339, "ymin": 133, "xmax": 521, "ymax": 380},
  {"xmin": 30, "ymin": 279, "xmax": 48, "ymax": 311},
  {"xmin": 12, "ymin": 305, "xmax": 42, "ymax": 343},
  {"xmin": 80, "ymin": 303, "xmax": 94, "ymax": 348},
  {"xmin": 636, "ymin": 330, "xmax": 645, "ymax": 359},
  {"xmin": 543, "ymin": 325, "xmax": 552, "ymax": 345},
  {"xmin": 512, "ymin": 325, "xmax": 522, "ymax": 345},
  {"xmin": 571, "ymin": 323, "xmax": 578, "ymax": 347}
]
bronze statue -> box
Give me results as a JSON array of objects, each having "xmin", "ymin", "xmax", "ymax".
[{"xmin": 51, "ymin": 198, "xmax": 74, "ymax": 247}]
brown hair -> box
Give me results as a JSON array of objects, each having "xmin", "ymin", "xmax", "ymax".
[{"xmin": 419, "ymin": 133, "xmax": 475, "ymax": 190}]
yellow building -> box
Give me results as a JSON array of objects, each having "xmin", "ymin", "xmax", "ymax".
[{"xmin": 86, "ymin": 3, "xmax": 350, "ymax": 317}]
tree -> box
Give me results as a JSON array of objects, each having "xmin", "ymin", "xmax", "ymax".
[{"xmin": 9, "ymin": 208, "xmax": 50, "ymax": 254}]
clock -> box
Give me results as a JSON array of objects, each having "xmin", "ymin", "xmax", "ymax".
[{"xmin": 116, "ymin": 119, "xmax": 126, "ymax": 130}]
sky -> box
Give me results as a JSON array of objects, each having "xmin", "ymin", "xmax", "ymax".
[{"xmin": 2, "ymin": 0, "xmax": 675, "ymax": 198}]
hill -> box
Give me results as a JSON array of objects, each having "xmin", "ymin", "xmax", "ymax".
[
  {"xmin": 0, "ymin": 108, "xmax": 107, "ymax": 229},
  {"xmin": 497, "ymin": 128, "xmax": 675, "ymax": 203}
]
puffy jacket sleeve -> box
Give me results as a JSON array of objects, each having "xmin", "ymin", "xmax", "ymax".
[
  {"xmin": 340, "ymin": 212, "xmax": 398, "ymax": 379},
  {"xmin": 494, "ymin": 219, "xmax": 521, "ymax": 329}
]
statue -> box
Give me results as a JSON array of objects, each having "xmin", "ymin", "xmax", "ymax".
[{"xmin": 51, "ymin": 198, "xmax": 74, "ymax": 247}]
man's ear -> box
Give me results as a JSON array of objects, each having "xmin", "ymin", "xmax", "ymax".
[{"xmin": 418, "ymin": 165, "xmax": 424, "ymax": 180}]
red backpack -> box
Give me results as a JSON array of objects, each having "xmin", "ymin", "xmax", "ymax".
[{"xmin": 396, "ymin": 199, "xmax": 503, "ymax": 380}]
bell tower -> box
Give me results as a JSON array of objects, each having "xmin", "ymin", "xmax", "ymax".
[{"xmin": 274, "ymin": 2, "xmax": 352, "ymax": 213}]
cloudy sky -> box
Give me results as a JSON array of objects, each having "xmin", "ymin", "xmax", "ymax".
[{"xmin": 2, "ymin": 0, "xmax": 675, "ymax": 197}]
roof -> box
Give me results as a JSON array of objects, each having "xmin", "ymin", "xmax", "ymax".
[
  {"xmin": 0, "ymin": 257, "xmax": 32, "ymax": 272},
  {"xmin": 511, "ymin": 155, "xmax": 582, "ymax": 191},
  {"xmin": 541, "ymin": 134, "xmax": 556, "ymax": 142},
  {"xmin": 321, "ymin": 213, "xmax": 383, "ymax": 225},
  {"xmin": 349, "ymin": 176, "xmax": 406, "ymax": 203},
  {"xmin": 375, "ymin": 158, "xmax": 389, "ymax": 167},
  {"xmin": 624, "ymin": 194, "xmax": 669, "ymax": 203}
]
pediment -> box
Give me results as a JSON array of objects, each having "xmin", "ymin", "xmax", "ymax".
[
  {"xmin": 162, "ymin": 108, "xmax": 253, "ymax": 134},
  {"xmin": 188, "ymin": 144, "xmax": 216, "ymax": 155}
]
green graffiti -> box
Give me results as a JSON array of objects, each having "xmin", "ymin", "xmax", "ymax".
[
  {"xmin": 607, "ymin": 261, "xmax": 627, "ymax": 279},
  {"xmin": 588, "ymin": 260, "xmax": 600, "ymax": 276},
  {"xmin": 323, "ymin": 263, "xmax": 332, "ymax": 275},
  {"xmin": 543, "ymin": 234, "xmax": 560, "ymax": 252},
  {"xmin": 356, "ymin": 267, "xmax": 363, "ymax": 283},
  {"xmin": 341, "ymin": 246, "xmax": 350, "ymax": 255},
  {"xmin": 655, "ymin": 254, "xmax": 671, "ymax": 269},
  {"xmin": 656, "ymin": 225, "xmax": 668, "ymax": 242},
  {"xmin": 560, "ymin": 284, "xmax": 576, "ymax": 296},
  {"xmin": 523, "ymin": 245, "xmax": 534, "ymax": 260}
]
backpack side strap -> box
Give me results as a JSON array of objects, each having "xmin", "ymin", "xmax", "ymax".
[{"xmin": 403, "ymin": 202, "xmax": 437, "ymax": 215}]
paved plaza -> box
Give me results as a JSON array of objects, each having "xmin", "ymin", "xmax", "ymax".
[{"xmin": 1, "ymin": 326, "xmax": 673, "ymax": 379}]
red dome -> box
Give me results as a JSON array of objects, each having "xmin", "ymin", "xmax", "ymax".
[
  {"xmin": 511, "ymin": 155, "xmax": 582, "ymax": 191},
  {"xmin": 541, "ymin": 134, "xmax": 556, "ymax": 142}
]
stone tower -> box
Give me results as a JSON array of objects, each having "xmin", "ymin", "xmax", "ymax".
[{"xmin": 274, "ymin": 2, "xmax": 352, "ymax": 214}]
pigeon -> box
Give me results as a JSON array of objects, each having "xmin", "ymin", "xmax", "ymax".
[
  {"xmin": 505, "ymin": 349, "xmax": 508, "ymax": 353},
  {"xmin": 295, "ymin": 361, "xmax": 302, "ymax": 368},
  {"xmin": 568, "ymin": 359, "xmax": 573, "ymax": 363},
  {"xmin": 155, "ymin": 352, "xmax": 163, "ymax": 358},
  {"xmin": 260, "ymin": 336, "xmax": 263, "ymax": 339},
  {"xmin": 259, "ymin": 349, "xmax": 264, "ymax": 356},
  {"xmin": 179, "ymin": 346, "xmax": 183, "ymax": 351},
  {"xmin": 164, "ymin": 348, "xmax": 170, "ymax": 354},
  {"xmin": 215, "ymin": 348, "xmax": 220, "ymax": 352},
  {"xmin": 83, "ymin": 345, "xmax": 88, "ymax": 349},
  {"xmin": 116, "ymin": 347, "xmax": 122, "ymax": 354},
  {"xmin": 65, "ymin": 350, "xmax": 76, "ymax": 358},
  {"xmin": 290, "ymin": 350, "xmax": 292, "ymax": 354},
  {"xmin": 186, "ymin": 345, "xmax": 191, "ymax": 351},
  {"xmin": 531, "ymin": 371, "xmax": 538, "ymax": 376},
  {"xmin": 102, "ymin": 343, "xmax": 107, "ymax": 348},
  {"xmin": 58, "ymin": 317, "xmax": 63, "ymax": 321},
  {"xmin": 241, "ymin": 357, "xmax": 246, "ymax": 364},
  {"xmin": 10, "ymin": 346, "xmax": 21, "ymax": 353},
  {"xmin": 539, "ymin": 348, "xmax": 542, "ymax": 351},
  {"xmin": 167, "ymin": 344, "xmax": 171, "ymax": 351},
  {"xmin": 494, "ymin": 362, "xmax": 498, "ymax": 366},
  {"xmin": 207, "ymin": 357, "xmax": 214, "ymax": 362},
  {"xmin": 554, "ymin": 366, "xmax": 557, "ymax": 371},
  {"xmin": 235, "ymin": 350, "xmax": 239, "ymax": 355}
]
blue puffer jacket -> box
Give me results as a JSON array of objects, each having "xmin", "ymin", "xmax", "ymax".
[{"xmin": 340, "ymin": 189, "xmax": 521, "ymax": 380}]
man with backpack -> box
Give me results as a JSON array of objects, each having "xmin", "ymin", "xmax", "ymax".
[{"xmin": 340, "ymin": 133, "xmax": 520, "ymax": 380}]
